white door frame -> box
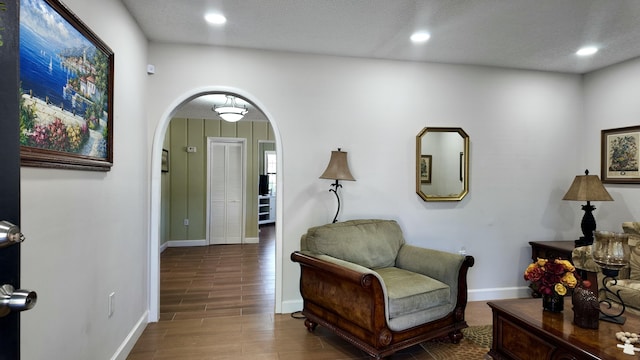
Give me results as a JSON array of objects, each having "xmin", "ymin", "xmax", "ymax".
[
  {"xmin": 149, "ymin": 86, "xmax": 284, "ymax": 321},
  {"xmin": 206, "ymin": 137, "xmax": 247, "ymax": 245}
]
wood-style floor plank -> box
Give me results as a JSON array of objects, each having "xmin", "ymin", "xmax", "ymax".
[{"xmin": 128, "ymin": 224, "xmax": 492, "ymax": 359}]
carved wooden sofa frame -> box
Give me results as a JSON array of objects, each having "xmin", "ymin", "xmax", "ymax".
[{"xmin": 290, "ymin": 219, "xmax": 475, "ymax": 359}]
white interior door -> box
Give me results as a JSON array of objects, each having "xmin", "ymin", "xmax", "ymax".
[{"xmin": 208, "ymin": 138, "xmax": 245, "ymax": 245}]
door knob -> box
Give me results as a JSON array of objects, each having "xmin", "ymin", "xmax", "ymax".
[
  {"xmin": 0, "ymin": 284, "xmax": 37, "ymax": 317},
  {"xmin": 0, "ymin": 220, "xmax": 25, "ymax": 249}
]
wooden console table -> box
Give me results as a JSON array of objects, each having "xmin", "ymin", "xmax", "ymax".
[
  {"xmin": 488, "ymin": 298, "xmax": 638, "ymax": 359},
  {"xmin": 529, "ymin": 240, "xmax": 575, "ymax": 262}
]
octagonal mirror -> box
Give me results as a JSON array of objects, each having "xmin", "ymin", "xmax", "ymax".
[{"xmin": 416, "ymin": 127, "xmax": 469, "ymax": 201}]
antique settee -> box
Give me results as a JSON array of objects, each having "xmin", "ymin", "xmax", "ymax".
[
  {"xmin": 290, "ymin": 219, "xmax": 475, "ymax": 359},
  {"xmin": 572, "ymin": 222, "xmax": 640, "ymax": 312}
]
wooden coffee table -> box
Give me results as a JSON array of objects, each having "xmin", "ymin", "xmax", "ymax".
[{"xmin": 488, "ymin": 297, "xmax": 639, "ymax": 359}]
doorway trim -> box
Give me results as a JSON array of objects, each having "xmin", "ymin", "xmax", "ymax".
[{"xmin": 149, "ymin": 86, "xmax": 284, "ymax": 321}]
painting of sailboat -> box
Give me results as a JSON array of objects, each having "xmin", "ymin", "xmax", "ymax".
[{"xmin": 19, "ymin": 0, "xmax": 114, "ymax": 171}]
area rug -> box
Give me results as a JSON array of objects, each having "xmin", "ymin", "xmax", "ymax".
[{"xmin": 420, "ymin": 325, "xmax": 492, "ymax": 359}]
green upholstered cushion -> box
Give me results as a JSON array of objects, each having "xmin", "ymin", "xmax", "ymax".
[
  {"xmin": 630, "ymin": 246, "xmax": 640, "ymax": 281},
  {"xmin": 302, "ymin": 219, "xmax": 405, "ymax": 269},
  {"xmin": 606, "ymin": 279, "xmax": 640, "ymax": 311},
  {"xmin": 375, "ymin": 267, "xmax": 450, "ymax": 319}
]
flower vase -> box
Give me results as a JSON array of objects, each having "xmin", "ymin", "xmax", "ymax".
[{"xmin": 542, "ymin": 293, "xmax": 564, "ymax": 312}]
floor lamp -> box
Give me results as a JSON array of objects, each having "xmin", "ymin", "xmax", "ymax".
[{"xmin": 319, "ymin": 148, "xmax": 355, "ymax": 223}]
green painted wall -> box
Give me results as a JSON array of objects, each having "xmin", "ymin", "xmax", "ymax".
[
  {"xmin": 161, "ymin": 132, "xmax": 170, "ymax": 245},
  {"xmin": 163, "ymin": 118, "xmax": 275, "ymax": 241}
]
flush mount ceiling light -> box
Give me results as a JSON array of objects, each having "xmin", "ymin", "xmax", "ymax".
[
  {"xmin": 410, "ymin": 31, "xmax": 431, "ymax": 43},
  {"xmin": 213, "ymin": 95, "xmax": 248, "ymax": 122},
  {"xmin": 576, "ymin": 46, "xmax": 598, "ymax": 56},
  {"xmin": 204, "ymin": 13, "xmax": 227, "ymax": 25}
]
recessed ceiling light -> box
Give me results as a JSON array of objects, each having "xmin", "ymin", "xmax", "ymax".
[
  {"xmin": 410, "ymin": 32, "xmax": 431, "ymax": 43},
  {"xmin": 205, "ymin": 13, "xmax": 227, "ymax": 25},
  {"xmin": 576, "ymin": 47, "xmax": 598, "ymax": 56}
]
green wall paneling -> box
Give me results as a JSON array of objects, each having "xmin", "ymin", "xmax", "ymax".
[
  {"xmin": 164, "ymin": 118, "xmax": 275, "ymax": 243},
  {"xmin": 187, "ymin": 119, "xmax": 206, "ymax": 240},
  {"xmin": 161, "ymin": 131, "xmax": 171, "ymax": 245},
  {"xmin": 169, "ymin": 118, "xmax": 189, "ymax": 240}
]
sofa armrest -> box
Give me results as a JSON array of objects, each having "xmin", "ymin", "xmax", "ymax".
[
  {"xmin": 396, "ymin": 245, "xmax": 474, "ymax": 286},
  {"xmin": 572, "ymin": 245, "xmax": 631, "ymax": 280},
  {"xmin": 572, "ymin": 246, "xmax": 601, "ymax": 273},
  {"xmin": 395, "ymin": 245, "xmax": 474, "ymax": 313},
  {"xmin": 291, "ymin": 251, "xmax": 389, "ymax": 335},
  {"xmin": 295, "ymin": 251, "xmax": 377, "ymax": 278}
]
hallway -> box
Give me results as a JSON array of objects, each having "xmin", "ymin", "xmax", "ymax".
[{"xmin": 158, "ymin": 225, "xmax": 275, "ymax": 320}]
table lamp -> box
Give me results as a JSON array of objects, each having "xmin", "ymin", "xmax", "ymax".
[{"xmin": 562, "ymin": 169, "xmax": 613, "ymax": 246}]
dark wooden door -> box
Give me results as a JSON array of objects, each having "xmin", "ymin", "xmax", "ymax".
[{"xmin": 0, "ymin": 1, "xmax": 23, "ymax": 359}]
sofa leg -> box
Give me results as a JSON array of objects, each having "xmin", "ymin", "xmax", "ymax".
[
  {"xmin": 449, "ymin": 330, "xmax": 463, "ymax": 344},
  {"xmin": 304, "ymin": 319, "xmax": 318, "ymax": 332}
]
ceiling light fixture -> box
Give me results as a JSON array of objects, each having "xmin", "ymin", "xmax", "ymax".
[
  {"xmin": 576, "ymin": 46, "xmax": 598, "ymax": 56},
  {"xmin": 204, "ymin": 13, "xmax": 227, "ymax": 25},
  {"xmin": 410, "ymin": 32, "xmax": 431, "ymax": 43},
  {"xmin": 213, "ymin": 95, "xmax": 248, "ymax": 122}
]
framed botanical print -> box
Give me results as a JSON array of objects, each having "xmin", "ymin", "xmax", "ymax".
[
  {"xmin": 601, "ymin": 125, "xmax": 640, "ymax": 184},
  {"xmin": 420, "ymin": 155, "xmax": 432, "ymax": 184},
  {"xmin": 161, "ymin": 149, "xmax": 169, "ymax": 173}
]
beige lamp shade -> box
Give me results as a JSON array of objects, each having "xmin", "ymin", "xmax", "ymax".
[
  {"xmin": 563, "ymin": 170, "xmax": 613, "ymax": 247},
  {"xmin": 319, "ymin": 150, "xmax": 355, "ymax": 181},
  {"xmin": 562, "ymin": 171, "xmax": 613, "ymax": 201}
]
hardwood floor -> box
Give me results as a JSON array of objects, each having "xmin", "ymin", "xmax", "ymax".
[{"xmin": 128, "ymin": 224, "xmax": 493, "ymax": 359}]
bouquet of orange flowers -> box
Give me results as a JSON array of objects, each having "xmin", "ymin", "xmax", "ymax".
[{"xmin": 524, "ymin": 258, "xmax": 578, "ymax": 296}]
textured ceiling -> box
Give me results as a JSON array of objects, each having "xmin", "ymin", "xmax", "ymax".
[{"xmin": 121, "ymin": 0, "xmax": 640, "ymax": 119}]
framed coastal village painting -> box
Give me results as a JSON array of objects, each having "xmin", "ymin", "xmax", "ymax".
[
  {"xmin": 19, "ymin": 0, "xmax": 114, "ymax": 171},
  {"xmin": 601, "ymin": 125, "xmax": 640, "ymax": 184}
]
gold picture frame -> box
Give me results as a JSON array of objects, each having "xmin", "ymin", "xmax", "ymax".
[
  {"xmin": 601, "ymin": 125, "xmax": 640, "ymax": 184},
  {"xmin": 161, "ymin": 149, "xmax": 169, "ymax": 173},
  {"xmin": 19, "ymin": 0, "xmax": 114, "ymax": 171}
]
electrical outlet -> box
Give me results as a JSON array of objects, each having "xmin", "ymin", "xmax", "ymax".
[
  {"xmin": 183, "ymin": 218, "xmax": 189, "ymax": 226},
  {"xmin": 108, "ymin": 292, "xmax": 115, "ymax": 318}
]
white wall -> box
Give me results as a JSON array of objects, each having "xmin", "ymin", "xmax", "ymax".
[
  {"xmin": 20, "ymin": 0, "xmax": 149, "ymax": 359},
  {"xmin": 146, "ymin": 43, "xmax": 589, "ymax": 309},
  {"xmin": 583, "ymin": 58, "xmax": 640, "ymax": 227}
]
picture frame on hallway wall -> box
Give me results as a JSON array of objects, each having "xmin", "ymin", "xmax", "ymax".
[
  {"xmin": 601, "ymin": 125, "xmax": 640, "ymax": 184},
  {"xmin": 161, "ymin": 149, "xmax": 169, "ymax": 173},
  {"xmin": 420, "ymin": 155, "xmax": 432, "ymax": 184},
  {"xmin": 19, "ymin": 0, "xmax": 114, "ymax": 171}
]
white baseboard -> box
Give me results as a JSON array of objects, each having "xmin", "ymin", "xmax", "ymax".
[
  {"xmin": 468, "ymin": 286, "xmax": 530, "ymax": 301},
  {"xmin": 164, "ymin": 238, "xmax": 260, "ymax": 247},
  {"xmin": 281, "ymin": 299, "xmax": 303, "ymax": 314},
  {"xmin": 167, "ymin": 239, "xmax": 207, "ymax": 247},
  {"xmin": 111, "ymin": 311, "xmax": 148, "ymax": 360}
]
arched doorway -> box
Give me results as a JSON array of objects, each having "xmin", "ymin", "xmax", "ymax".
[{"xmin": 148, "ymin": 86, "xmax": 284, "ymax": 321}]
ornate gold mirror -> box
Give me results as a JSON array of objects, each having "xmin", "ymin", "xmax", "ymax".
[{"xmin": 416, "ymin": 127, "xmax": 469, "ymax": 201}]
